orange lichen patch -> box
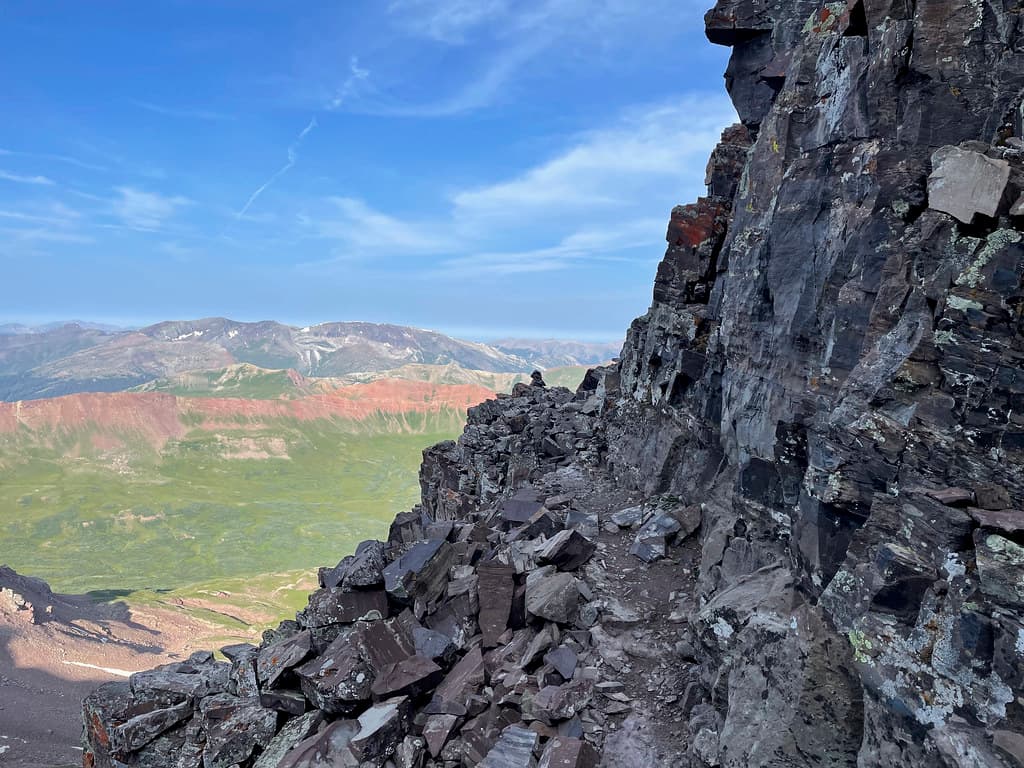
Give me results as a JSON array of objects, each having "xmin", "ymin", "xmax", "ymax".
[
  {"xmin": 667, "ymin": 199, "xmax": 728, "ymax": 250},
  {"xmin": 89, "ymin": 710, "xmax": 110, "ymax": 748}
]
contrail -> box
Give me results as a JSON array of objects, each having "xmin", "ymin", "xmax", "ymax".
[{"xmin": 236, "ymin": 117, "xmax": 317, "ymax": 219}]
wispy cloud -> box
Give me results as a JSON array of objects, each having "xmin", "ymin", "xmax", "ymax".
[
  {"xmin": 327, "ymin": 57, "xmax": 371, "ymax": 111},
  {"xmin": 302, "ymin": 196, "xmax": 454, "ymax": 254},
  {"xmin": 388, "ymin": 0, "xmax": 509, "ymax": 44},
  {"xmin": 0, "ymin": 169, "xmax": 56, "ymax": 186},
  {"xmin": 452, "ymin": 96, "xmax": 736, "ymax": 226},
  {"xmin": 236, "ymin": 117, "xmax": 318, "ymax": 218},
  {"xmin": 435, "ymin": 218, "xmax": 663, "ymax": 277},
  {"xmin": 370, "ymin": 0, "xmax": 682, "ymax": 117},
  {"xmin": 302, "ymin": 95, "xmax": 735, "ymax": 275},
  {"xmin": 0, "ymin": 227, "xmax": 95, "ymax": 244},
  {"xmin": 131, "ymin": 100, "xmax": 235, "ymax": 122},
  {"xmin": 0, "ymin": 148, "xmax": 108, "ymax": 173},
  {"xmin": 112, "ymin": 187, "xmax": 192, "ymax": 229}
]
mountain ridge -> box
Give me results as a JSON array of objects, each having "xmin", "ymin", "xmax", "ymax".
[{"xmin": 0, "ymin": 318, "xmax": 618, "ymax": 401}]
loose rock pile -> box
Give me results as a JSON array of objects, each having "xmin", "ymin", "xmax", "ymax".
[{"xmin": 83, "ymin": 430, "xmax": 702, "ymax": 768}]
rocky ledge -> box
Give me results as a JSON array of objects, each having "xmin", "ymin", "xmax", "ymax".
[{"xmin": 86, "ymin": 0, "xmax": 1024, "ymax": 765}]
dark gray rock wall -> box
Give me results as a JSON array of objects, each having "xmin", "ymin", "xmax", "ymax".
[{"xmin": 606, "ymin": 0, "xmax": 1024, "ymax": 764}]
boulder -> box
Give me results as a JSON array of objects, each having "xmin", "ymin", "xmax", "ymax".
[
  {"xmin": 928, "ymin": 146, "xmax": 1010, "ymax": 223},
  {"xmin": 525, "ymin": 569, "xmax": 580, "ymax": 624}
]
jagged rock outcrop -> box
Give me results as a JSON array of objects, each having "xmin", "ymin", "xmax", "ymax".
[{"xmin": 85, "ymin": 0, "xmax": 1024, "ymax": 765}]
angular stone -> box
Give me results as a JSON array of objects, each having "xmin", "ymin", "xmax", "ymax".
[
  {"xmin": 478, "ymin": 563, "xmax": 516, "ymax": 646},
  {"xmin": 252, "ymin": 711, "xmax": 324, "ymax": 768},
  {"xmin": 302, "ymin": 588, "xmax": 388, "ymax": 627},
  {"xmin": 359, "ymin": 616, "xmax": 417, "ymax": 673},
  {"xmin": 423, "ymin": 713, "xmax": 460, "ymax": 757},
  {"xmin": 199, "ymin": 694, "xmax": 278, "ymax": 768},
  {"xmin": 277, "ymin": 719, "xmax": 360, "ymax": 768},
  {"xmin": 349, "ymin": 696, "xmax": 411, "ymax": 762},
  {"xmin": 525, "ymin": 568, "xmax": 580, "ymax": 624},
  {"xmin": 433, "ymin": 646, "xmax": 485, "ymax": 711},
  {"xmin": 974, "ymin": 482, "xmax": 1012, "ymax": 511},
  {"xmin": 610, "ymin": 506, "xmax": 645, "ymax": 529},
  {"xmin": 260, "ymin": 688, "xmax": 306, "ymax": 715},
  {"xmin": 975, "ymin": 530, "xmax": 1024, "ymax": 610},
  {"xmin": 108, "ymin": 700, "xmax": 192, "ymax": 756},
  {"xmin": 371, "ymin": 655, "xmax": 444, "ymax": 699},
  {"xmin": 258, "ymin": 629, "xmax": 313, "ymax": 688},
  {"xmin": 383, "ymin": 539, "xmax": 454, "ymax": 606},
  {"xmin": 928, "ymin": 146, "xmax": 1010, "ymax": 223},
  {"xmin": 394, "ymin": 735, "xmax": 428, "ymax": 768},
  {"xmin": 520, "ymin": 625, "xmax": 556, "ymax": 669},
  {"xmin": 925, "ymin": 487, "xmax": 975, "ymax": 507},
  {"xmin": 509, "ymin": 509, "xmax": 563, "ymax": 541},
  {"xmin": 543, "ymin": 646, "xmax": 578, "ymax": 680},
  {"xmin": 629, "ymin": 511, "xmax": 683, "ymax": 562},
  {"xmin": 539, "ymin": 736, "xmax": 600, "ymax": 768},
  {"xmin": 321, "ymin": 539, "xmax": 387, "ymax": 590},
  {"xmin": 564, "ymin": 509, "xmax": 599, "ymax": 539},
  {"xmin": 537, "ymin": 530, "xmax": 597, "ymax": 572},
  {"xmin": 413, "ymin": 625, "xmax": 458, "ymax": 664},
  {"xmin": 478, "ymin": 725, "xmax": 540, "ymax": 768},
  {"xmin": 499, "ymin": 491, "xmax": 547, "ymax": 528},
  {"xmin": 228, "ymin": 646, "xmax": 260, "ymax": 698},
  {"xmin": 531, "ymin": 680, "xmax": 593, "ymax": 724},
  {"xmin": 968, "ymin": 508, "xmax": 1024, "ymax": 536},
  {"xmin": 295, "ymin": 630, "xmax": 373, "ymax": 715}
]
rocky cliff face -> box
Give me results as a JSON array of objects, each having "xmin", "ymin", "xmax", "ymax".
[{"xmin": 83, "ymin": 1, "xmax": 1024, "ymax": 766}]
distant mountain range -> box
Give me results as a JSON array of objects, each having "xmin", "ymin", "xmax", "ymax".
[{"xmin": 0, "ymin": 318, "xmax": 620, "ymax": 401}]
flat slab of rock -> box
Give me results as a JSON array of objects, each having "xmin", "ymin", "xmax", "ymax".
[
  {"xmin": 252, "ymin": 711, "xmax": 323, "ymax": 768},
  {"xmin": 538, "ymin": 529, "xmax": 597, "ymax": 571},
  {"xmin": 200, "ymin": 694, "xmax": 278, "ymax": 768},
  {"xmin": 478, "ymin": 725, "xmax": 541, "ymax": 768},
  {"xmin": 928, "ymin": 146, "xmax": 1009, "ymax": 223},
  {"xmin": 526, "ymin": 568, "xmax": 580, "ymax": 624},
  {"xmin": 277, "ymin": 719, "xmax": 360, "ymax": 768},
  {"xmin": 370, "ymin": 655, "xmax": 444, "ymax": 699},
  {"xmin": 303, "ymin": 588, "xmax": 388, "ymax": 627},
  {"xmin": 477, "ymin": 563, "xmax": 516, "ymax": 646},
  {"xmin": 258, "ymin": 629, "xmax": 312, "ymax": 688},
  {"xmin": 383, "ymin": 539, "xmax": 454, "ymax": 605},
  {"xmin": 296, "ymin": 631, "xmax": 373, "ymax": 714},
  {"xmin": 349, "ymin": 696, "xmax": 411, "ymax": 762},
  {"xmin": 540, "ymin": 736, "xmax": 600, "ymax": 768}
]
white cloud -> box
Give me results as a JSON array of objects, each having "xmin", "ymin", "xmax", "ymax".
[
  {"xmin": 388, "ymin": 0, "xmax": 509, "ymax": 43},
  {"xmin": 113, "ymin": 187, "xmax": 192, "ymax": 229},
  {"xmin": 237, "ymin": 117, "xmax": 317, "ymax": 218},
  {"xmin": 302, "ymin": 95, "xmax": 735, "ymax": 275},
  {"xmin": 452, "ymin": 96, "xmax": 736, "ymax": 226},
  {"xmin": 327, "ymin": 57, "xmax": 371, "ymax": 111},
  {"xmin": 0, "ymin": 169, "xmax": 56, "ymax": 186},
  {"xmin": 304, "ymin": 197, "xmax": 455, "ymax": 254}
]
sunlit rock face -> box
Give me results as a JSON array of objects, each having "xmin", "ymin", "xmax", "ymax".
[{"xmin": 609, "ymin": 0, "xmax": 1024, "ymax": 764}]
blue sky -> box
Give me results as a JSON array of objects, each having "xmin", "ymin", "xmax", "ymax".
[{"xmin": 0, "ymin": 1, "xmax": 734, "ymax": 341}]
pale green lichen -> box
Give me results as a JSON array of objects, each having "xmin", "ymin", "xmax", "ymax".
[
  {"xmin": 848, "ymin": 629, "xmax": 875, "ymax": 664},
  {"xmin": 956, "ymin": 229, "xmax": 1021, "ymax": 288},
  {"xmin": 946, "ymin": 294, "xmax": 983, "ymax": 312}
]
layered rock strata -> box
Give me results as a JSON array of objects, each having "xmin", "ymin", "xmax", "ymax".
[{"xmin": 85, "ymin": 0, "xmax": 1024, "ymax": 765}]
